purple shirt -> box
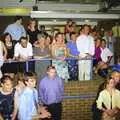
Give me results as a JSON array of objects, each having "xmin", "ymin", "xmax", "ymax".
[
  {"xmin": 39, "ymin": 75, "xmax": 64, "ymax": 105},
  {"xmin": 94, "ymin": 46, "xmax": 101, "ymax": 60}
]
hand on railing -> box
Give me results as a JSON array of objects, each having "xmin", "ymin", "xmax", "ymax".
[{"xmin": 56, "ymin": 56, "xmax": 66, "ymax": 61}]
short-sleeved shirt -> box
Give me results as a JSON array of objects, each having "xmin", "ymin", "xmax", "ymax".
[{"xmin": 14, "ymin": 42, "xmax": 33, "ymax": 58}]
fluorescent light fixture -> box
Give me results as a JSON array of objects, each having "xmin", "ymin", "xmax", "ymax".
[{"xmin": 31, "ymin": 11, "xmax": 120, "ymax": 19}]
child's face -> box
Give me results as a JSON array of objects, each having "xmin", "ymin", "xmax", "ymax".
[
  {"xmin": 2, "ymin": 79, "xmax": 13, "ymax": 92},
  {"xmin": 107, "ymin": 79, "xmax": 115, "ymax": 88},
  {"xmin": 26, "ymin": 78, "xmax": 36, "ymax": 88},
  {"xmin": 112, "ymin": 73, "xmax": 120, "ymax": 84},
  {"xmin": 18, "ymin": 81, "xmax": 25, "ymax": 87}
]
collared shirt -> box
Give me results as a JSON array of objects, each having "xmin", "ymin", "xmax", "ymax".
[
  {"xmin": 39, "ymin": 75, "xmax": 64, "ymax": 105},
  {"xmin": 14, "ymin": 42, "xmax": 33, "ymax": 58},
  {"xmin": 76, "ymin": 34, "xmax": 95, "ymax": 57},
  {"xmin": 100, "ymin": 47, "xmax": 113, "ymax": 63},
  {"xmin": 4, "ymin": 23, "xmax": 26, "ymax": 41},
  {"xmin": 67, "ymin": 41, "xmax": 79, "ymax": 56}
]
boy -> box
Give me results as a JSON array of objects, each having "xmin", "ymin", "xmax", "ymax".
[{"xmin": 13, "ymin": 72, "xmax": 50, "ymax": 120}]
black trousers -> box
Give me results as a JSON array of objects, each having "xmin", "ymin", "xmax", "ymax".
[{"xmin": 44, "ymin": 103, "xmax": 62, "ymax": 120}]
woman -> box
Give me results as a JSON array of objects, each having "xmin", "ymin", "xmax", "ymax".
[
  {"xmin": 2, "ymin": 33, "xmax": 14, "ymax": 60},
  {"xmin": 0, "ymin": 36, "xmax": 7, "ymax": 78},
  {"xmin": 96, "ymin": 76, "xmax": 120, "ymax": 120},
  {"xmin": 26, "ymin": 18, "xmax": 39, "ymax": 45},
  {"xmin": 51, "ymin": 32, "xmax": 69, "ymax": 82},
  {"xmin": 33, "ymin": 33, "xmax": 51, "ymax": 79},
  {"xmin": 1, "ymin": 33, "xmax": 16, "ymax": 73}
]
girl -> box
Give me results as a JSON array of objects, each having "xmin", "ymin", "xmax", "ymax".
[
  {"xmin": 51, "ymin": 32, "xmax": 69, "ymax": 82},
  {"xmin": 96, "ymin": 76, "xmax": 120, "ymax": 120}
]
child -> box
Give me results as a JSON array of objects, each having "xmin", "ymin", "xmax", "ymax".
[
  {"xmin": 0, "ymin": 75, "xmax": 15, "ymax": 120},
  {"xmin": 13, "ymin": 72, "xmax": 50, "ymax": 120},
  {"xmin": 110, "ymin": 70, "xmax": 120, "ymax": 91}
]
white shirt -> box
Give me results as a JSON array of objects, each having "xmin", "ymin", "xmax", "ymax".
[
  {"xmin": 14, "ymin": 42, "xmax": 33, "ymax": 58},
  {"xmin": 101, "ymin": 47, "xmax": 113, "ymax": 63},
  {"xmin": 76, "ymin": 34, "xmax": 95, "ymax": 58}
]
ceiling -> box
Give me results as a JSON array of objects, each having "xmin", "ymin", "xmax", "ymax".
[
  {"xmin": 0, "ymin": 0, "xmax": 120, "ymax": 16},
  {"xmin": 37, "ymin": 0, "xmax": 102, "ymax": 3}
]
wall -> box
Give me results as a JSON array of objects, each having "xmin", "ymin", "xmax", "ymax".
[{"xmin": 62, "ymin": 80, "xmax": 101, "ymax": 120}]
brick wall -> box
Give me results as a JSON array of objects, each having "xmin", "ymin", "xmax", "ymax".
[{"xmin": 62, "ymin": 80, "xmax": 101, "ymax": 120}]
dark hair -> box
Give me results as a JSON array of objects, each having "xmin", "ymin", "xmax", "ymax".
[
  {"xmin": 29, "ymin": 18, "xmax": 36, "ymax": 23},
  {"xmin": 55, "ymin": 32, "xmax": 63, "ymax": 40},
  {"xmin": 19, "ymin": 36, "xmax": 28, "ymax": 43},
  {"xmin": 0, "ymin": 75, "xmax": 13, "ymax": 84},
  {"xmin": 81, "ymin": 24, "xmax": 91, "ymax": 31},
  {"xmin": 103, "ymin": 75, "xmax": 114, "ymax": 88},
  {"xmin": 23, "ymin": 72, "xmax": 36, "ymax": 85},
  {"xmin": 28, "ymin": 18, "xmax": 38, "ymax": 29},
  {"xmin": 2, "ymin": 33, "xmax": 12, "ymax": 43},
  {"xmin": 69, "ymin": 32, "xmax": 76, "ymax": 37},
  {"xmin": 47, "ymin": 65, "xmax": 56, "ymax": 72},
  {"xmin": 46, "ymin": 34, "xmax": 53, "ymax": 44},
  {"xmin": 14, "ymin": 16, "xmax": 23, "ymax": 22},
  {"xmin": 40, "ymin": 25, "xmax": 45, "ymax": 29},
  {"xmin": 94, "ymin": 37, "xmax": 102, "ymax": 42},
  {"xmin": 101, "ymin": 39, "xmax": 106, "ymax": 43}
]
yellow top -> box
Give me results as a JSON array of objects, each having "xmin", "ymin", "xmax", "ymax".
[{"xmin": 96, "ymin": 89, "xmax": 120, "ymax": 110}]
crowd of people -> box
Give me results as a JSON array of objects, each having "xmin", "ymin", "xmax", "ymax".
[
  {"xmin": 0, "ymin": 16, "xmax": 118, "ymax": 81},
  {"xmin": 0, "ymin": 66, "xmax": 63, "ymax": 120},
  {"xmin": 0, "ymin": 15, "xmax": 120, "ymax": 120}
]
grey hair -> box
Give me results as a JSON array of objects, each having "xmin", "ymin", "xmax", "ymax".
[{"xmin": 37, "ymin": 33, "xmax": 46, "ymax": 40}]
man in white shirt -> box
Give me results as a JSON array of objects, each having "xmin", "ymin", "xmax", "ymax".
[
  {"xmin": 14, "ymin": 36, "xmax": 33, "ymax": 72},
  {"xmin": 76, "ymin": 25, "xmax": 95, "ymax": 80}
]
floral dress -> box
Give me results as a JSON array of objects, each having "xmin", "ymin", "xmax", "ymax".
[{"xmin": 52, "ymin": 48, "xmax": 69, "ymax": 81}]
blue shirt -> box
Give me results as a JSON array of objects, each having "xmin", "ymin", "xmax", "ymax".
[
  {"xmin": 67, "ymin": 41, "xmax": 79, "ymax": 56},
  {"xmin": 17, "ymin": 87, "xmax": 38, "ymax": 120},
  {"xmin": 4, "ymin": 23, "xmax": 26, "ymax": 41},
  {"xmin": 39, "ymin": 75, "xmax": 64, "ymax": 105},
  {"xmin": 112, "ymin": 64, "xmax": 120, "ymax": 72}
]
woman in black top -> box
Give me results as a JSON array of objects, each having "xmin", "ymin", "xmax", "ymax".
[{"xmin": 26, "ymin": 18, "xmax": 39, "ymax": 45}]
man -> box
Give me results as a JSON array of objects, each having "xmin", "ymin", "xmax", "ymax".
[
  {"xmin": 76, "ymin": 24, "xmax": 95, "ymax": 80},
  {"xmin": 4, "ymin": 16, "xmax": 26, "ymax": 43},
  {"xmin": 14, "ymin": 36, "xmax": 33, "ymax": 72},
  {"xmin": 39, "ymin": 66, "xmax": 64, "ymax": 120}
]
